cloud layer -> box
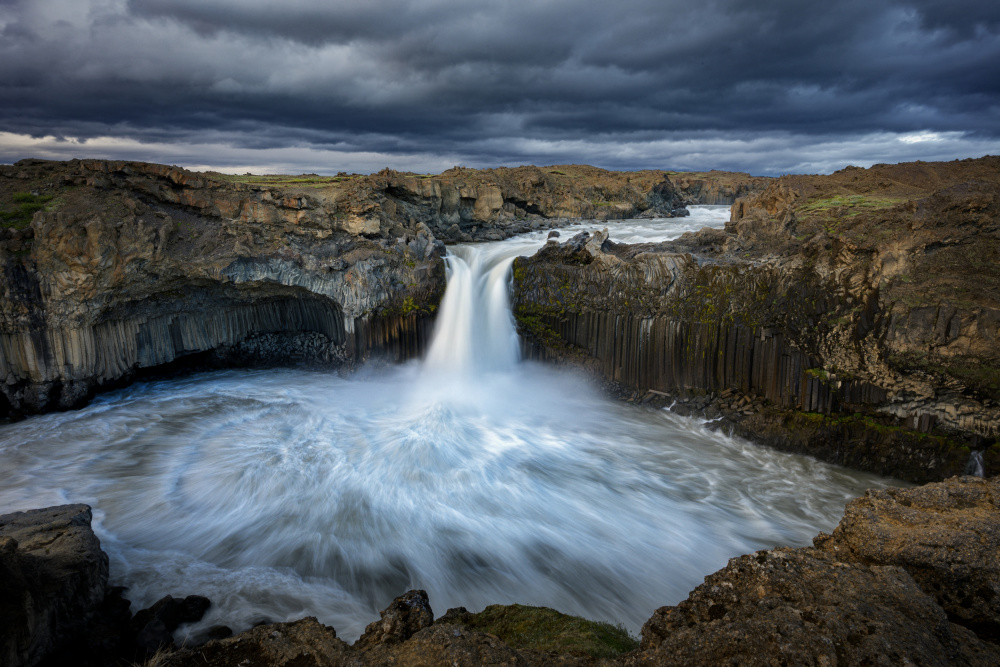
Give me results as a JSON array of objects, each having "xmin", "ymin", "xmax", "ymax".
[{"xmin": 1, "ymin": 0, "xmax": 998, "ymax": 174}]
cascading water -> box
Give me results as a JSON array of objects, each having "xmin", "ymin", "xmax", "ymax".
[
  {"xmin": 423, "ymin": 245, "xmax": 520, "ymax": 375},
  {"xmin": 967, "ymin": 450, "xmax": 985, "ymax": 477},
  {"xmin": 0, "ymin": 208, "xmax": 905, "ymax": 642}
]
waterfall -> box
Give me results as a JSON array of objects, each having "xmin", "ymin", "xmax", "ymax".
[
  {"xmin": 421, "ymin": 205, "xmax": 737, "ymax": 377},
  {"xmin": 423, "ymin": 244, "xmax": 521, "ymax": 375},
  {"xmin": 966, "ymin": 450, "xmax": 985, "ymax": 477}
]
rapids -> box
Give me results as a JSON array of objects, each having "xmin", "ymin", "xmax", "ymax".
[{"xmin": 0, "ymin": 207, "xmax": 902, "ymax": 642}]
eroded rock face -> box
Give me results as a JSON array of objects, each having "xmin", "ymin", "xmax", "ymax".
[
  {"xmin": 0, "ymin": 159, "xmax": 446, "ymax": 417},
  {"xmin": 630, "ymin": 547, "xmax": 998, "ymax": 667},
  {"xmin": 819, "ymin": 475, "xmax": 1000, "ymax": 643},
  {"xmin": 0, "ymin": 159, "xmax": 692, "ymax": 418},
  {"xmin": 0, "ymin": 504, "xmax": 108, "ymax": 667}
]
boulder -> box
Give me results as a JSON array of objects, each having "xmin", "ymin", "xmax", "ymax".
[
  {"xmin": 819, "ymin": 475, "xmax": 1000, "ymax": 644},
  {"xmin": 629, "ymin": 547, "xmax": 999, "ymax": 666},
  {"xmin": 354, "ymin": 589, "xmax": 434, "ymax": 648},
  {"xmin": 0, "ymin": 504, "xmax": 108, "ymax": 667}
]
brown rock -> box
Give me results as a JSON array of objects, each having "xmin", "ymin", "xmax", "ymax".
[
  {"xmin": 358, "ymin": 624, "xmax": 527, "ymax": 666},
  {"xmin": 820, "ymin": 475, "xmax": 1000, "ymax": 644},
  {"xmin": 163, "ymin": 617, "xmax": 350, "ymax": 667},
  {"xmin": 355, "ymin": 589, "xmax": 435, "ymax": 648},
  {"xmin": 629, "ymin": 547, "xmax": 999, "ymax": 666}
]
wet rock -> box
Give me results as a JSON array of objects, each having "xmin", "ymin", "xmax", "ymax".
[
  {"xmin": 132, "ymin": 594, "xmax": 212, "ymax": 654},
  {"xmin": 355, "ymin": 589, "xmax": 434, "ymax": 648},
  {"xmin": 162, "ymin": 617, "xmax": 350, "ymax": 667},
  {"xmin": 0, "ymin": 505, "xmax": 108, "ymax": 667}
]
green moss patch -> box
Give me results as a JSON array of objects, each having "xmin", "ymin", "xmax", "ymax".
[
  {"xmin": 450, "ymin": 604, "xmax": 638, "ymax": 659},
  {"xmin": 889, "ymin": 352, "xmax": 1000, "ymax": 400},
  {"xmin": 206, "ymin": 172, "xmax": 355, "ymax": 187},
  {"xmin": 1, "ymin": 192, "xmax": 53, "ymax": 229}
]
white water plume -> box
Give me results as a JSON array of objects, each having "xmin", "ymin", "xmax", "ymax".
[{"xmin": 0, "ymin": 208, "xmax": 904, "ymax": 642}]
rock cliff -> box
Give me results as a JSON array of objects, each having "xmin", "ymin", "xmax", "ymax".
[
  {"xmin": 0, "ymin": 159, "xmax": 687, "ymax": 418},
  {"xmin": 667, "ymin": 169, "xmax": 772, "ymax": 204},
  {"xmin": 512, "ymin": 157, "xmax": 1000, "ymax": 481},
  {"xmin": 0, "ymin": 505, "xmax": 108, "ymax": 667}
]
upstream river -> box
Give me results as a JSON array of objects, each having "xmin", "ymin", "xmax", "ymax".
[{"xmin": 0, "ymin": 207, "xmax": 901, "ymax": 641}]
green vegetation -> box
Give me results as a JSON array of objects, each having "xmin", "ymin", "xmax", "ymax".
[
  {"xmin": 207, "ymin": 173, "xmax": 355, "ymax": 187},
  {"xmin": 548, "ymin": 169, "xmax": 567, "ymax": 176},
  {"xmin": 805, "ymin": 368, "xmax": 830, "ymax": 380},
  {"xmin": 1, "ymin": 192, "xmax": 55, "ymax": 229},
  {"xmin": 889, "ymin": 352, "xmax": 1000, "ymax": 399},
  {"xmin": 452, "ymin": 604, "xmax": 639, "ymax": 659},
  {"xmin": 513, "ymin": 303, "xmax": 566, "ymax": 348},
  {"xmin": 798, "ymin": 195, "xmax": 905, "ymax": 215}
]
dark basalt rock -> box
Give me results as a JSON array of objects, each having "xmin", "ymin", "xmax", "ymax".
[
  {"xmin": 132, "ymin": 594, "xmax": 212, "ymax": 654},
  {"xmin": 512, "ymin": 156, "xmax": 1000, "ymax": 482},
  {"xmin": 0, "ymin": 505, "xmax": 108, "ymax": 667},
  {"xmin": 354, "ymin": 589, "xmax": 435, "ymax": 648}
]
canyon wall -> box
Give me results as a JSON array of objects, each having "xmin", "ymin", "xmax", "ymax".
[
  {"xmin": 0, "ymin": 159, "xmax": 449, "ymax": 416},
  {"xmin": 0, "ymin": 158, "xmax": 687, "ymax": 418},
  {"xmin": 668, "ymin": 169, "xmax": 772, "ymax": 204},
  {"xmin": 512, "ymin": 157, "xmax": 1000, "ymax": 482}
]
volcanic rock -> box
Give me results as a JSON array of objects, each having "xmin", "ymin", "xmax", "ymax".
[
  {"xmin": 0, "ymin": 505, "xmax": 108, "ymax": 667},
  {"xmin": 818, "ymin": 475, "xmax": 1000, "ymax": 644}
]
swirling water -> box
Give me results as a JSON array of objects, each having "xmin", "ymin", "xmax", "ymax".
[{"xmin": 0, "ymin": 208, "xmax": 901, "ymax": 641}]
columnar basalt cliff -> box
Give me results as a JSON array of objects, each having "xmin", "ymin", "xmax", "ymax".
[
  {"xmin": 0, "ymin": 159, "xmax": 448, "ymax": 417},
  {"xmin": 512, "ymin": 157, "xmax": 1000, "ymax": 482},
  {"xmin": 0, "ymin": 159, "xmax": 687, "ymax": 418}
]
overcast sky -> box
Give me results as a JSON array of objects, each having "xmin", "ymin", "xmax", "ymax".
[{"xmin": 1, "ymin": 0, "xmax": 999, "ymax": 175}]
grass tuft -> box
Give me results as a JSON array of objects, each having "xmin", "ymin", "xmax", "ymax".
[{"xmin": 450, "ymin": 604, "xmax": 639, "ymax": 659}]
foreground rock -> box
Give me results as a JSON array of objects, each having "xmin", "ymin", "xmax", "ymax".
[
  {"xmin": 512, "ymin": 157, "xmax": 1000, "ymax": 482},
  {"xmin": 4, "ymin": 476, "xmax": 998, "ymax": 665},
  {"xmin": 821, "ymin": 475, "xmax": 1000, "ymax": 644},
  {"xmin": 630, "ymin": 475, "xmax": 1000, "ymax": 666},
  {"xmin": 0, "ymin": 505, "xmax": 108, "ymax": 667},
  {"xmin": 632, "ymin": 548, "xmax": 995, "ymax": 666}
]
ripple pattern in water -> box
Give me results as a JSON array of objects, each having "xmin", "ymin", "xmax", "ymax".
[{"xmin": 0, "ymin": 363, "xmax": 900, "ymax": 641}]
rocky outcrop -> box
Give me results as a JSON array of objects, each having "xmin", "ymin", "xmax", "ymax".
[
  {"xmin": 628, "ymin": 475, "xmax": 1000, "ymax": 666},
  {"xmin": 819, "ymin": 475, "xmax": 1000, "ymax": 643},
  {"xmin": 513, "ymin": 157, "xmax": 1000, "ymax": 481},
  {"xmin": 668, "ymin": 170, "xmax": 772, "ymax": 205},
  {"xmin": 0, "ymin": 159, "xmax": 447, "ymax": 417},
  {"xmin": 0, "ymin": 505, "xmax": 108, "ymax": 667},
  {"xmin": 379, "ymin": 164, "xmax": 687, "ymax": 242},
  {"xmin": 630, "ymin": 546, "xmax": 997, "ymax": 666}
]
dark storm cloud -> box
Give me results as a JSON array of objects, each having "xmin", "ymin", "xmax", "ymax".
[{"xmin": 1, "ymin": 0, "xmax": 998, "ymax": 174}]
